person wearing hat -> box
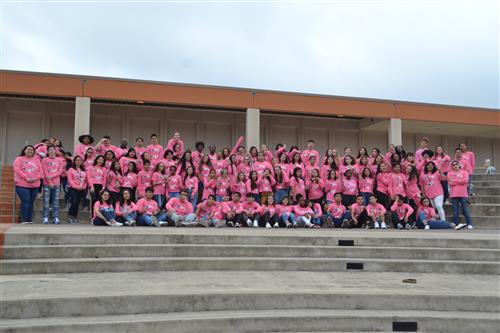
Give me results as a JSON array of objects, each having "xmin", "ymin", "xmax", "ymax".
[{"xmin": 75, "ymin": 134, "xmax": 94, "ymax": 158}]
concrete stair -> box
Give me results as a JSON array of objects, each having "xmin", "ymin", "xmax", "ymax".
[{"xmin": 1, "ymin": 227, "xmax": 499, "ymax": 332}]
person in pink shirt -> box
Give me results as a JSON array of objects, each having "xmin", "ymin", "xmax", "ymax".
[
  {"xmin": 151, "ymin": 162, "xmax": 168, "ymax": 208},
  {"xmin": 107, "ymin": 161, "xmax": 123, "ymax": 205},
  {"xmin": 166, "ymin": 165, "xmax": 182, "ymax": 199},
  {"xmin": 121, "ymin": 161, "xmax": 138, "ymax": 202},
  {"xmin": 146, "ymin": 133, "xmax": 164, "ymax": 164},
  {"xmin": 114, "ymin": 189, "xmax": 137, "ymax": 226},
  {"xmin": 202, "ymin": 169, "xmax": 217, "ymax": 201},
  {"xmin": 223, "ymin": 192, "xmax": 245, "ymax": 227},
  {"xmin": 416, "ymin": 197, "xmax": 454, "ymax": 230},
  {"xmin": 236, "ymin": 154, "xmax": 252, "ymax": 179},
  {"xmin": 419, "ymin": 161, "xmax": 446, "ymax": 221},
  {"xmin": 212, "ymin": 152, "xmax": 229, "ymax": 176},
  {"xmin": 242, "ymin": 193, "xmax": 262, "ymax": 227},
  {"xmin": 349, "ymin": 195, "xmax": 368, "ymax": 228},
  {"xmin": 165, "ymin": 189, "xmax": 195, "ymax": 226},
  {"xmin": 120, "ymin": 148, "xmax": 143, "ymax": 173},
  {"xmin": 231, "ymin": 172, "xmax": 248, "ymax": 198},
  {"xmin": 358, "ymin": 167, "xmax": 374, "ymax": 206},
  {"xmin": 34, "ymin": 139, "xmax": 49, "ymax": 160},
  {"xmin": 310, "ymin": 201, "xmax": 323, "ymax": 226},
  {"xmin": 320, "ymin": 156, "xmax": 336, "ymax": 180},
  {"xmin": 289, "ymin": 167, "xmax": 306, "ymax": 203},
  {"xmin": 391, "ymin": 195, "xmax": 415, "ymax": 229},
  {"xmin": 183, "ymin": 165, "xmax": 199, "ymax": 209},
  {"xmin": 246, "ymin": 171, "xmax": 260, "ymax": 203},
  {"xmin": 404, "ymin": 165, "xmax": 421, "ymax": 221},
  {"xmin": 133, "ymin": 137, "xmax": 147, "ymax": 159},
  {"xmin": 375, "ymin": 162, "xmax": 391, "ymax": 210},
  {"xmin": 92, "ymin": 189, "xmax": 123, "ymax": 227},
  {"xmin": 276, "ymin": 196, "xmax": 295, "ymax": 228},
  {"xmin": 459, "ymin": 143, "xmax": 475, "ymax": 196},
  {"xmin": 415, "ymin": 137, "xmax": 430, "ymax": 164},
  {"xmin": 306, "ymin": 169, "xmax": 324, "ymax": 204},
  {"xmin": 433, "ymin": 145, "xmax": 451, "ymax": 203},
  {"xmin": 277, "ymin": 152, "xmax": 291, "ymax": 176},
  {"xmin": 87, "ymin": 155, "xmax": 108, "ymax": 206},
  {"xmin": 366, "ymin": 194, "xmax": 387, "ymax": 229},
  {"xmin": 191, "ymin": 141, "xmax": 205, "ymax": 168},
  {"xmin": 166, "ymin": 132, "xmax": 184, "ymax": 158},
  {"xmin": 83, "ymin": 147, "xmax": 96, "ymax": 171},
  {"xmin": 447, "ymin": 160, "xmax": 473, "ymax": 230},
  {"xmin": 356, "ymin": 156, "xmax": 370, "ymax": 179},
  {"xmin": 41, "ymin": 146, "xmax": 64, "ymax": 224},
  {"xmin": 195, "ymin": 194, "xmax": 225, "ymax": 227},
  {"xmin": 304, "ymin": 156, "xmax": 319, "ymax": 180},
  {"xmin": 136, "ymin": 160, "xmax": 153, "ymax": 199},
  {"xmin": 293, "ymin": 195, "xmax": 319, "ymax": 228},
  {"xmin": 301, "ymin": 140, "xmax": 320, "ymax": 167},
  {"xmin": 325, "ymin": 193, "xmax": 349, "ymax": 228},
  {"xmin": 369, "ymin": 148, "xmax": 381, "ymax": 165},
  {"xmin": 257, "ymin": 168, "xmax": 276, "ymax": 204},
  {"xmin": 416, "ymin": 150, "xmax": 434, "ymax": 174},
  {"xmin": 273, "ymin": 165, "xmax": 289, "ymax": 205},
  {"xmin": 289, "ymin": 152, "xmax": 305, "ymax": 178},
  {"xmin": 339, "ymin": 155, "xmax": 356, "ymax": 179},
  {"xmin": 136, "ymin": 187, "xmax": 168, "ymax": 227},
  {"xmin": 253, "ymin": 152, "xmax": 274, "ymax": 178},
  {"xmin": 356, "ymin": 147, "xmax": 369, "ymax": 164},
  {"xmin": 66, "ymin": 155, "xmax": 87, "ymax": 224},
  {"xmin": 216, "ymin": 169, "xmax": 231, "ymax": 202},
  {"xmin": 94, "ymin": 135, "xmax": 117, "ymax": 157},
  {"xmin": 387, "ymin": 164, "xmax": 407, "ymax": 201},
  {"xmin": 341, "ymin": 169, "xmax": 358, "ymax": 208},
  {"xmin": 260, "ymin": 144, "xmax": 274, "ymax": 163},
  {"xmin": 198, "ymin": 154, "xmax": 213, "ymax": 181},
  {"xmin": 260, "ymin": 195, "xmax": 280, "ymax": 228},
  {"xmin": 384, "ymin": 144, "xmax": 396, "ymax": 165},
  {"xmin": 74, "ymin": 134, "xmax": 94, "ymax": 159},
  {"xmin": 176, "ymin": 151, "xmax": 195, "ymax": 179},
  {"xmin": 370, "ymin": 154, "xmax": 384, "ymax": 176},
  {"xmin": 324, "ymin": 169, "xmax": 343, "ymax": 204}
]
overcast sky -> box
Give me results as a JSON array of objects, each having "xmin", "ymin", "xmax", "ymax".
[{"xmin": 1, "ymin": 0, "xmax": 499, "ymax": 108}]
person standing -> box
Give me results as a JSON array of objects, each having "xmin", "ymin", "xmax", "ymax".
[
  {"xmin": 448, "ymin": 161, "xmax": 473, "ymax": 230},
  {"xmin": 41, "ymin": 146, "xmax": 64, "ymax": 224}
]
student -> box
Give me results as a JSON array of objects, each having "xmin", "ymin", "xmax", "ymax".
[
  {"xmin": 41, "ymin": 146, "xmax": 64, "ymax": 224},
  {"xmin": 246, "ymin": 171, "xmax": 260, "ymax": 203},
  {"xmin": 310, "ymin": 201, "xmax": 323, "ymax": 227},
  {"xmin": 136, "ymin": 160, "xmax": 153, "ymax": 199},
  {"xmin": 136, "ymin": 187, "xmax": 168, "ymax": 227},
  {"xmin": 147, "ymin": 133, "xmax": 164, "ymax": 164},
  {"xmin": 276, "ymin": 196, "xmax": 295, "ymax": 228},
  {"xmin": 66, "ymin": 156, "xmax": 87, "ymax": 224},
  {"xmin": 223, "ymin": 192, "xmax": 245, "ymax": 227},
  {"xmin": 391, "ymin": 194, "xmax": 415, "ymax": 229},
  {"xmin": 416, "ymin": 197, "xmax": 454, "ymax": 230},
  {"xmin": 306, "ymin": 168, "xmax": 324, "ymax": 204},
  {"xmin": 433, "ymin": 145, "xmax": 451, "ymax": 202},
  {"xmin": 95, "ymin": 135, "xmax": 117, "ymax": 156},
  {"xmin": 415, "ymin": 137, "xmax": 430, "ymax": 164},
  {"xmin": 325, "ymin": 193, "xmax": 350, "ymax": 228},
  {"xmin": 215, "ymin": 169, "xmax": 231, "ymax": 202},
  {"xmin": 448, "ymin": 161, "xmax": 473, "ymax": 230},
  {"xmin": 242, "ymin": 193, "xmax": 262, "ymax": 227},
  {"xmin": 257, "ymin": 168, "xmax": 276, "ymax": 204},
  {"xmin": 120, "ymin": 148, "xmax": 142, "ymax": 173},
  {"xmin": 404, "ymin": 165, "xmax": 421, "ymax": 222},
  {"xmin": 191, "ymin": 141, "xmax": 205, "ymax": 168},
  {"xmin": 419, "ymin": 161, "xmax": 446, "ymax": 221},
  {"xmin": 183, "ymin": 165, "xmax": 199, "ymax": 209},
  {"xmin": 293, "ymin": 195, "xmax": 318, "ymax": 228},
  {"xmin": 176, "ymin": 150, "xmax": 195, "ymax": 178},
  {"xmin": 121, "ymin": 161, "xmax": 138, "ymax": 202},
  {"xmin": 301, "ymin": 140, "xmax": 320, "ymax": 167},
  {"xmin": 115, "ymin": 189, "xmax": 137, "ymax": 226},
  {"xmin": 231, "ymin": 172, "xmax": 248, "ymax": 198},
  {"xmin": 484, "ymin": 159, "xmax": 496, "ymax": 174},
  {"xmin": 87, "ymin": 155, "xmax": 108, "ymax": 206},
  {"xmin": 324, "ymin": 169, "xmax": 342, "ymax": 204},
  {"xmin": 289, "ymin": 167, "xmax": 306, "ymax": 203},
  {"xmin": 253, "ymin": 152, "xmax": 274, "ymax": 177},
  {"xmin": 75, "ymin": 134, "xmax": 94, "ymax": 158},
  {"xmin": 61, "ymin": 151, "xmax": 73, "ymax": 209},
  {"xmin": 387, "ymin": 164, "xmax": 407, "ymax": 202},
  {"xmin": 151, "ymin": 162, "xmax": 167, "ymax": 209},
  {"xmin": 133, "ymin": 137, "xmax": 147, "ymax": 158},
  {"xmin": 260, "ymin": 195, "xmax": 280, "ymax": 228},
  {"xmin": 14, "ymin": 145, "xmax": 44, "ymax": 224},
  {"xmin": 92, "ymin": 190, "xmax": 123, "ymax": 226},
  {"xmin": 103, "ymin": 149, "xmax": 116, "ymax": 170},
  {"xmin": 358, "ymin": 167, "xmax": 374, "ymax": 206},
  {"xmin": 212, "ymin": 152, "xmax": 228, "ymax": 176},
  {"xmin": 341, "ymin": 169, "xmax": 358, "ymax": 208},
  {"xmin": 166, "ymin": 189, "xmax": 196, "ymax": 227},
  {"xmin": 366, "ymin": 195, "xmax": 387, "ymax": 229},
  {"xmin": 107, "ymin": 161, "xmax": 122, "ymax": 205},
  {"xmin": 273, "ymin": 166, "xmax": 289, "ymax": 205},
  {"xmin": 195, "ymin": 195, "xmax": 225, "ymax": 227},
  {"xmin": 349, "ymin": 195, "xmax": 368, "ymax": 228},
  {"xmin": 166, "ymin": 132, "xmax": 185, "ymax": 158}
]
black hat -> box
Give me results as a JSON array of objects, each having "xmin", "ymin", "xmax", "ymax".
[{"xmin": 78, "ymin": 134, "xmax": 94, "ymax": 144}]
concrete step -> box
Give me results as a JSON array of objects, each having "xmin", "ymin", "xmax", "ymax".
[
  {"xmin": 1, "ymin": 256, "xmax": 498, "ymax": 275},
  {"xmin": 1, "ymin": 309, "xmax": 497, "ymax": 333},
  {"xmin": 444, "ymin": 203, "xmax": 500, "ymax": 216},
  {"xmin": 449, "ymin": 215, "xmax": 499, "ymax": 229},
  {"xmin": 472, "ymin": 174, "xmax": 500, "ymax": 181},
  {"xmin": 470, "ymin": 180, "xmax": 500, "ymax": 187},
  {"xmin": 469, "ymin": 195, "xmax": 500, "ymax": 204},
  {"xmin": 474, "ymin": 186, "xmax": 500, "ymax": 195},
  {"xmin": 3, "ymin": 243, "xmax": 499, "ymax": 261}
]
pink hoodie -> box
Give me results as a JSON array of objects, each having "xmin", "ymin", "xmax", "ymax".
[
  {"xmin": 87, "ymin": 165, "xmax": 108, "ymax": 187},
  {"xmin": 387, "ymin": 172, "xmax": 406, "ymax": 198},
  {"xmin": 136, "ymin": 198, "xmax": 159, "ymax": 215},
  {"xmin": 166, "ymin": 197, "xmax": 193, "ymax": 215},
  {"xmin": 42, "ymin": 156, "xmax": 64, "ymax": 187},
  {"xmin": 419, "ymin": 172, "xmax": 443, "ymax": 199},
  {"xmin": 367, "ymin": 203, "xmax": 386, "ymax": 218},
  {"xmin": 391, "ymin": 202, "xmax": 414, "ymax": 220},
  {"xmin": 67, "ymin": 167, "xmax": 87, "ymax": 190},
  {"xmin": 327, "ymin": 202, "xmax": 346, "ymax": 219},
  {"xmin": 447, "ymin": 170, "xmax": 469, "ymax": 198},
  {"xmin": 14, "ymin": 156, "xmax": 44, "ymax": 188},
  {"xmin": 289, "ymin": 177, "xmax": 306, "ymax": 199}
]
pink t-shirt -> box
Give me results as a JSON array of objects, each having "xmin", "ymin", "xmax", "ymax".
[
  {"xmin": 391, "ymin": 202, "xmax": 414, "ymax": 220},
  {"xmin": 115, "ymin": 201, "xmax": 137, "ymax": 216},
  {"xmin": 358, "ymin": 177, "xmax": 374, "ymax": 193},
  {"xmin": 223, "ymin": 200, "xmax": 244, "ymax": 214},
  {"xmin": 306, "ymin": 179, "xmax": 324, "ymax": 200},
  {"xmin": 388, "ymin": 172, "xmax": 406, "ymax": 198},
  {"xmin": 166, "ymin": 197, "xmax": 193, "ymax": 215},
  {"xmin": 350, "ymin": 202, "xmax": 365, "ymax": 218},
  {"xmin": 107, "ymin": 170, "xmax": 122, "ymax": 193},
  {"xmin": 67, "ymin": 168, "xmax": 87, "ymax": 190},
  {"xmin": 42, "ymin": 156, "xmax": 64, "ymax": 186},
  {"xmin": 367, "ymin": 203, "xmax": 386, "ymax": 218},
  {"xmin": 327, "ymin": 202, "xmax": 346, "ymax": 219},
  {"xmin": 419, "ymin": 172, "xmax": 443, "ymax": 199},
  {"xmin": 342, "ymin": 178, "xmax": 358, "ymax": 196},
  {"xmin": 136, "ymin": 198, "xmax": 159, "ymax": 215},
  {"xmin": 293, "ymin": 205, "xmax": 314, "ymax": 217},
  {"xmin": 14, "ymin": 156, "xmax": 43, "ymax": 188},
  {"xmin": 242, "ymin": 201, "xmax": 261, "ymax": 214}
]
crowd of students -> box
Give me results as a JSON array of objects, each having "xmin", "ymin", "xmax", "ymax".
[{"xmin": 13, "ymin": 132, "xmax": 477, "ymax": 230}]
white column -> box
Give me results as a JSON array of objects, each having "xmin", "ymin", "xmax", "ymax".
[
  {"xmin": 388, "ymin": 118, "xmax": 402, "ymax": 146},
  {"xmin": 74, "ymin": 97, "xmax": 91, "ymax": 150},
  {"xmin": 246, "ymin": 108, "xmax": 260, "ymax": 149}
]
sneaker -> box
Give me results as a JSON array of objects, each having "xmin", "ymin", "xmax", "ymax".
[
  {"xmin": 374, "ymin": 221, "xmax": 380, "ymax": 229},
  {"xmin": 286, "ymin": 222, "xmax": 292, "ymax": 228},
  {"xmin": 130, "ymin": 220, "xmax": 137, "ymax": 226},
  {"xmin": 21, "ymin": 221, "xmax": 33, "ymax": 225},
  {"xmin": 215, "ymin": 220, "xmax": 227, "ymax": 228},
  {"xmin": 449, "ymin": 223, "xmax": 456, "ymax": 228},
  {"xmin": 42, "ymin": 218, "xmax": 49, "ymax": 225},
  {"xmin": 253, "ymin": 220, "xmax": 259, "ymax": 228},
  {"xmin": 424, "ymin": 225, "xmax": 430, "ymax": 230},
  {"xmin": 53, "ymin": 218, "xmax": 60, "ymax": 225},
  {"xmin": 111, "ymin": 220, "xmax": 123, "ymax": 227},
  {"xmin": 397, "ymin": 223, "xmax": 404, "ymax": 230},
  {"xmin": 292, "ymin": 223, "xmax": 298, "ymax": 228},
  {"xmin": 226, "ymin": 221, "xmax": 234, "ymax": 227},
  {"xmin": 159, "ymin": 221, "xmax": 168, "ymax": 227},
  {"xmin": 341, "ymin": 219, "xmax": 349, "ymax": 228},
  {"xmin": 411, "ymin": 222, "xmax": 417, "ymax": 229},
  {"xmin": 151, "ymin": 216, "xmax": 160, "ymax": 227},
  {"xmin": 247, "ymin": 219, "xmax": 252, "ymax": 226},
  {"xmin": 235, "ymin": 222, "xmax": 241, "ymax": 228},
  {"xmin": 455, "ymin": 223, "xmax": 467, "ymax": 230},
  {"xmin": 273, "ymin": 222, "xmax": 279, "ymax": 228},
  {"xmin": 467, "ymin": 225, "xmax": 474, "ymax": 230},
  {"xmin": 381, "ymin": 222, "xmax": 387, "ymax": 229},
  {"xmin": 124, "ymin": 221, "xmax": 131, "ymax": 226},
  {"xmin": 265, "ymin": 223, "xmax": 271, "ymax": 228},
  {"xmin": 405, "ymin": 223, "xmax": 411, "ymax": 230}
]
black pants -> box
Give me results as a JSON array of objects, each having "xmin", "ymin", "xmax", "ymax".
[
  {"xmin": 341, "ymin": 194, "xmax": 356, "ymax": 208},
  {"xmin": 259, "ymin": 212, "xmax": 282, "ymax": 227},
  {"xmin": 109, "ymin": 190, "xmax": 120, "ymax": 206},
  {"xmin": 350, "ymin": 209, "xmax": 368, "ymax": 228},
  {"xmin": 68, "ymin": 188, "xmax": 85, "ymax": 218},
  {"xmin": 374, "ymin": 190, "xmax": 390, "ymax": 210},
  {"xmin": 241, "ymin": 213, "xmax": 260, "ymax": 227},
  {"xmin": 225, "ymin": 213, "xmax": 244, "ymax": 226},
  {"xmin": 90, "ymin": 184, "xmax": 103, "ymax": 207},
  {"xmin": 391, "ymin": 212, "xmax": 409, "ymax": 228}
]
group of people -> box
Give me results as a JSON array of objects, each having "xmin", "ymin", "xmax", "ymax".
[{"xmin": 13, "ymin": 132, "xmax": 478, "ymax": 230}]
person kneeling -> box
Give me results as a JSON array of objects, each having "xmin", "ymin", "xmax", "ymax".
[
  {"xmin": 195, "ymin": 194, "xmax": 226, "ymax": 227},
  {"xmin": 136, "ymin": 187, "xmax": 168, "ymax": 227},
  {"xmin": 166, "ymin": 189, "xmax": 196, "ymax": 227},
  {"xmin": 391, "ymin": 194, "xmax": 415, "ymax": 230},
  {"xmin": 93, "ymin": 190, "xmax": 123, "ymax": 227},
  {"xmin": 325, "ymin": 193, "xmax": 350, "ymax": 228}
]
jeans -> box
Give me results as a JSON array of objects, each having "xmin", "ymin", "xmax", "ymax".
[
  {"xmin": 68, "ymin": 188, "xmax": 85, "ymax": 218},
  {"xmin": 274, "ymin": 189, "xmax": 289, "ymax": 205},
  {"xmin": 153, "ymin": 194, "xmax": 165, "ymax": 209},
  {"xmin": 61, "ymin": 177, "xmax": 70, "ymax": 205},
  {"xmin": 327, "ymin": 211, "xmax": 351, "ymax": 227},
  {"xmin": 116, "ymin": 211, "xmax": 138, "ymax": 223},
  {"xmin": 441, "ymin": 179, "xmax": 449, "ymax": 202},
  {"xmin": 430, "ymin": 194, "xmax": 446, "ymax": 221},
  {"xmin": 15, "ymin": 186, "xmax": 39, "ymax": 222},
  {"xmin": 451, "ymin": 197, "xmax": 472, "ymax": 226},
  {"xmin": 168, "ymin": 192, "xmax": 179, "ymax": 199},
  {"xmin": 280, "ymin": 212, "xmax": 296, "ymax": 224},
  {"xmin": 296, "ymin": 216, "xmax": 312, "ymax": 227},
  {"xmin": 416, "ymin": 211, "xmax": 451, "ymax": 229},
  {"xmin": 168, "ymin": 212, "xmax": 196, "ymax": 226},
  {"xmin": 137, "ymin": 212, "xmax": 168, "ymax": 226},
  {"xmin": 43, "ymin": 185, "xmax": 60, "ymax": 219},
  {"xmin": 93, "ymin": 208, "xmax": 116, "ymax": 226},
  {"xmin": 187, "ymin": 189, "xmax": 198, "ymax": 209}
]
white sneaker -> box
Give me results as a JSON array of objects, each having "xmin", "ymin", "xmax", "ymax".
[
  {"xmin": 467, "ymin": 225, "xmax": 474, "ymax": 230},
  {"xmin": 253, "ymin": 220, "xmax": 259, "ymax": 228},
  {"xmin": 265, "ymin": 223, "xmax": 271, "ymax": 228},
  {"xmin": 53, "ymin": 218, "xmax": 60, "ymax": 225},
  {"xmin": 111, "ymin": 221, "xmax": 123, "ymax": 227},
  {"xmin": 247, "ymin": 219, "xmax": 252, "ymax": 226},
  {"xmin": 129, "ymin": 220, "xmax": 137, "ymax": 227},
  {"xmin": 273, "ymin": 222, "xmax": 279, "ymax": 228},
  {"xmin": 455, "ymin": 223, "xmax": 467, "ymax": 230},
  {"xmin": 159, "ymin": 221, "xmax": 168, "ymax": 227},
  {"xmin": 374, "ymin": 221, "xmax": 380, "ymax": 229},
  {"xmin": 235, "ymin": 222, "xmax": 241, "ymax": 228},
  {"xmin": 42, "ymin": 218, "xmax": 49, "ymax": 225},
  {"xmin": 381, "ymin": 222, "xmax": 387, "ymax": 229},
  {"xmin": 424, "ymin": 225, "xmax": 430, "ymax": 230}
]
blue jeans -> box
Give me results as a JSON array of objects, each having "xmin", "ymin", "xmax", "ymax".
[
  {"xmin": 43, "ymin": 185, "xmax": 60, "ymax": 219},
  {"xmin": 153, "ymin": 194, "xmax": 165, "ymax": 209},
  {"xmin": 93, "ymin": 208, "xmax": 116, "ymax": 226},
  {"xmin": 61, "ymin": 177, "xmax": 70, "ymax": 205},
  {"xmin": 116, "ymin": 211, "xmax": 137, "ymax": 223},
  {"xmin": 168, "ymin": 212, "xmax": 197, "ymax": 225},
  {"xmin": 417, "ymin": 211, "xmax": 451, "ymax": 229},
  {"xmin": 311, "ymin": 217, "xmax": 322, "ymax": 225},
  {"xmin": 137, "ymin": 212, "xmax": 168, "ymax": 226},
  {"xmin": 328, "ymin": 211, "xmax": 351, "ymax": 227},
  {"xmin": 280, "ymin": 212, "xmax": 296, "ymax": 223},
  {"xmin": 216, "ymin": 195, "xmax": 224, "ymax": 202},
  {"xmin": 168, "ymin": 192, "xmax": 179, "ymax": 199},
  {"xmin": 274, "ymin": 189, "xmax": 289, "ymax": 205},
  {"xmin": 15, "ymin": 186, "xmax": 39, "ymax": 222},
  {"xmin": 187, "ymin": 189, "xmax": 198, "ymax": 209},
  {"xmin": 451, "ymin": 197, "xmax": 472, "ymax": 226}
]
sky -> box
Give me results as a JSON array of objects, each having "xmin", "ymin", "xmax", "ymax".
[{"xmin": 1, "ymin": 0, "xmax": 499, "ymax": 109}]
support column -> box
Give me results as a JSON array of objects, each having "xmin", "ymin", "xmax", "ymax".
[
  {"xmin": 74, "ymin": 97, "xmax": 91, "ymax": 150},
  {"xmin": 246, "ymin": 108, "xmax": 260, "ymax": 149},
  {"xmin": 388, "ymin": 118, "xmax": 402, "ymax": 146}
]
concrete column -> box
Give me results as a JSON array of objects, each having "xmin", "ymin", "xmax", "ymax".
[
  {"xmin": 74, "ymin": 97, "xmax": 91, "ymax": 150},
  {"xmin": 246, "ymin": 108, "xmax": 260, "ymax": 149},
  {"xmin": 388, "ymin": 118, "xmax": 402, "ymax": 146}
]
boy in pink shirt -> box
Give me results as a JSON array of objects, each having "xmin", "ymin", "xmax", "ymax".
[
  {"xmin": 223, "ymin": 192, "xmax": 245, "ymax": 227},
  {"xmin": 147, "ymin": 134, "xmax": 164, "ymax": 164},
  {"xmin": 301, "ymin": 140, "xmax": 320, "ymax": 167},
  {"xmin": 447, "ymin": 161, "xmax": 473, "ymax": 230},
  {"xmin": 325, "ymin": 193, "xmax": 350, "ymax": 228},
  {"xmin": 136, "ymin": 187, "xmax": 168, "ymax": 227},
  {"xmin": 166, "ymin": 189, "xmax": 196, "ymax": 227},
  {"xmin": 242, "ymin": 193, "xmax": 262, "ymax": 227},
  {"xmin": 390, "ymin": 195, "xmax": 415, "ymax": 230},
  {"xmin": 94, "ymin": 135, "xmax": 117, "ymax": 156},
  {"xmin": 366, "ymin": 195, "xmax": 387, "ymax": 229},
  {"xmin": 74, "ymin": 134, "xmax": 94, "ymax": 158},
  {"xmin": 166, "ymin": 132, "xmax": 185, "ymax": 158},
  {"xmin": 195, "ymin": 195, "xmax": 225, "ymax": 227},
  {"xmin": 41, "ymin": 146, "xmax": 64, "ymax": 224},
  {"xmin": 349, "ymin": 195, "xmax": 368, "ymax": 228}
]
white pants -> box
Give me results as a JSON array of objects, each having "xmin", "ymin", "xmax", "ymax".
[{"xmin": 431, "ymin": 194, "xmax": 446, "ymax": 221}]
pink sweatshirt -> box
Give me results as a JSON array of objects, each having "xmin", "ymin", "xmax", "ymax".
[
  {"xmin": 107, "ymin": 170, "xmax": 122, "ymax": 193},
  {"xmin": 202, "ymin": 178, "xmax": 217, "ymax": 200},
  {"xmin": 432, "ymin": 154, "xmax": 451, "ymax": 173},
  {"xmin": 447, "ymin": 170, "xmax": 469, "ymax": 198},
  {"xmin": 136, "ymin": 198, "xmax": 159, "ymax": 215},
  {"xmin": 166, "ymin": 197, "xmax": 193, "ymax": 215},
  {"xmin": 274, "ymin": 172, "xmax": 289, "ymax": 191},
  {"xmin": 151, "ymin": 172, "xmax": 167, "ymax": 195},
  {"xmin": 87, "ymin": 165, "xmax": 108, "ymax": 187},
  {"xmin": 342, "ymin": 178, "xmax": 358, "ymax": 196},
  {"xmin": 405, "ymin": 176, "xmax": 421, "ymax": 202},
  {"xmin": 14, "ymin": 156, "xmax": 43, "ymax": 188},
  {"xmin": 166, "ymin": 139, "xmax": 184, "ymax": 157},
  {"xmin": 231, "ymin": 181, "xmax": 248, "ymax": 197},
  {"xmin": 306, "ymin": 179, "xmax": 324, "ymax": 200},
  {"xmin": 391, "ymin": 202, "xmax": 414, "ymax": 220},
  {"xmin": 293, "ymin": 204, "xmax": 314, "ymax": 217},
  {"xmin": 324, "ymin": 178, "xmax": 343, "ymax": 202},
  {"xmin": 236, "ymin": 163, "xmax": 252, "ymax": 179},
  {"xmin": 75, "ymin": 143, "xmax": 92, "ymax": 158},
  {"xmin": 261, "ymin": 204, "xmax": 277, "ymax": 216},
  {"xmin": 213, "ymin": 159, "xmax": 228, "ymax": 175},
  {"xmin": 461, "ymin": 151, "xmax": 476, "ymax": 170},
  {"xmin": 137, "ymin": 169, "xmax": 153, "ymax": 198},
  {"xmin": 121, "ymin": 172, "xmax": 138, "ymax": 189},
  {"xmin": 216, "ymin": 177, "xmax": 231, "ymax": 197},
  {"xmin": 42, "ymin": 157, "xmax": 64, "ymax": 186},
  {"xmin": 289, "ymin": 177, "xmax": 306, "ymax": 199},
  {"xmin": 115, "ymin": 201, "xmax": 138, "ymax": 216},
  {"xmin": 367, "ymin": 203, "xmax": 386, "ymax": 218},
  {"xmin": 147, "ymin": 144, "xmax": 164, "ymax": 163},
  {"xmin": 376, "ymin": 172, "xmax": 390, "ymax": 195},
  {"xmin": 166, "ymin": 174, "xmax": 182, "ymax": 193},
  {"xmin": 419, "ymin": 172, "xmax": 443, "ymax": 199},
  {"xmin": 350, "ymin": 202, "xmax": 365, "ymax": 218},
  {"xmin": 387, "ymin": 172, "xmax": 406, "ymax": 198},
  {"xmin": 327, "ymin": 202, "xmax": 346, "ymax": 219},
  {"xmin": 301, "ymin": 149, "xmax": 320, "ymax": 167},
  {"xmin": 257, "ymin": 175, "xmax": 276, "ymax": 193},
  {"xmin": 417, "ymin": 205, "xmax": 437, "ymax": 221},
  {"xmin": 276, "ymin": 204, "xmax": 294, "ymax": 215},
  {"xmin": 223, "ymin": 200, "xmax": 244, "ymax": 214},
  {"xmin": 253, "ymin": 161, "xmax": 274, "ymax": 176},
  {"xmin": 358, "ymin": 177, "xmax": 374, "ymax": 193},
  {"xmin": 242, "ymin": 201, "xmax": 262, "ymax": 215},
  {"xmin": 183, "ymin": 176, "xmax": 199, "ymax": 195},
  {"xmin": 67, "ymin": 168, "xmax": 87, "ymax": 190}
]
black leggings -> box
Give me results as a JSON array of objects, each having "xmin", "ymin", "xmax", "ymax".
[
  {"xmin": 374, "ymin": 190, "xmax": 390, "ymax": 210},
  {"xmin": 259, "ymin": 212, "xmax": 283, "ymax": 227},
  {"xmin": 342, "ymin": 194, "xmax": 356, "ymax": 208},
  {"xmin": 90, "ymin": 184, "xmax": 103, "ymax": 207},
  {"xmin": 68, "ymin": 188, "xmax": 85, "ymax": 218}
]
